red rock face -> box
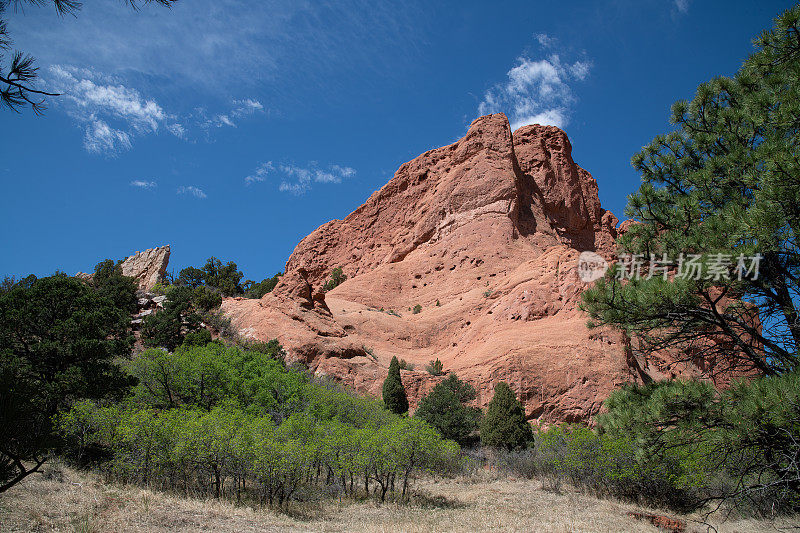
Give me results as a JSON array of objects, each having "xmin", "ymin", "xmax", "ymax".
[{"xmin": 221, "ymin": 114, "xmax": 742, "ymax": 424}]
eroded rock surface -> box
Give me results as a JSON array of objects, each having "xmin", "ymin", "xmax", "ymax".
[{"xmin": 222, "ymin": 114, "xmax": 746, "ymax": 424}]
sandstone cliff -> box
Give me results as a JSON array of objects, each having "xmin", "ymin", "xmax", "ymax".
[{"xmin": 221, "ymin": 114, "xmax": 735, "ymax": 424}]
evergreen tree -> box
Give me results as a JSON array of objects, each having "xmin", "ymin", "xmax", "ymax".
[
  {"xmin": 415, "ymin": 374, "xmax": 480, "ymax": 444},
  {"xmin": 581, "ymin": 5, "xmax": 800, "ymax": 375},
  {"xmin": 0, "ymin": 273, "xmax": 134, "ymax": 492},
  {"xmin": 480, "ymin": 382, "xmax": 533, "ymax": 450},
  {"xmin": 382, "ymin": 356, "xmax": 409, "ymax": 415}
]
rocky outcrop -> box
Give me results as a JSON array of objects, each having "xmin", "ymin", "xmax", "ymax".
[
  {"xmin": 77, "ymin": 245, "xmax": 170, "ymax": 292},
  {"xmin": 120, "ymin": 246, "xmax": 171, "ymax": 291},
  {"xmin": 221, "ymin": 114, "xmax": 749, "ymax": 424}
]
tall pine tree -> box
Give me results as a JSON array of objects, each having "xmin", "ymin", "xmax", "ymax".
[
  {"xmin": 382, "ymin": 356, "xmax": 409, "ymax": 414},
  {"xmin": 581, "ymin": 5, "xmax": 800, "ymax": 376},
  {"xmin": 480, "ymin": 382, "xmax": 533, "ymax": 450}
]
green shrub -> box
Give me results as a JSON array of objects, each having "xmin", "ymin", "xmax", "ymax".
[
  {"xmin": 244, "ymin": 273, "xmax": 282, "ymax": 299},
  {"xmin": 397, "ymin": 358, "xmax": 414, "ymax": 371},
  {"xmin": 193, "ymin": 285, "xmax": 223, "ymax": 311},
  {"xmin": 59, "ymin": 342, "xmax": 459, "ymax": 506},
  {"xmin": 322, "ymin": 267, "xmax": 347, "ymax": 292},
  {"xmin": 425, "ymin": 358, "xmax": 444, "ymax": 376},
  {"xmin": 415, "ymin": 374, "xmax": 480, "ymax": 445},
  {"xmin": 412, "ymin": 304, "xmax": 422, "ymax": 314},
  {"xmin": 182, "ymin": 328, "xmax": 212, "ymax": 347},
  {"xmin": 480, "ymin": 382, "xmax": 533, "ymax": 450}
]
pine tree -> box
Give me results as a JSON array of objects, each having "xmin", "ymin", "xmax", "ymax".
[
  {"xmin": 480, "ymin": 382, "xmax": 533, "ymax": 450},
  {"xmin": 581, "ymin": 5, "xmax": 800, "ymax": 375},
  {"xmin": 415, "ymin": 374, "xmax": 480, "ymax": 444},
  {"xmin": 382, "ymin": 356, "xmax": 409, "ymax": 414}
]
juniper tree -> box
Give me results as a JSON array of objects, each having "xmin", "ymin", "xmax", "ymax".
[
  {"xmin": 581, "ymin": 5, "xmax": 800, "ymax": 376},
  {"xmin": 480, "ymin": 382, "xmax": 533, "ymax": 450},
  {"xmin": 382, "ymin": 356, "xmax": 409, "ymax": 415},
  {"xmin": 415, "ymin": 373, "xmax": 480, "ymax": 445}
]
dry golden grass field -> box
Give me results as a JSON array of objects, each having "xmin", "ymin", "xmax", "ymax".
[{"xmin": 0, "ymin": 465, "xmax": 795, "ymax": 532}]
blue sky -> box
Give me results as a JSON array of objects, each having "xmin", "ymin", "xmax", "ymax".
[{"xmin": 1, "ymin": 0, "xmax": 795, "ymax": 282}]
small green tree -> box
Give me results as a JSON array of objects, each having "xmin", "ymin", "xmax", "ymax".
[
  {"xmin": 323, "ymin": 267, "xmax": 347, "ymax": 292},
  {"xmin": 244, "ymin": 273, "xmax": 282, "ymax": 299},
  {"xmin": 412, "ymin": 304, "xmax": 422, "ymax": 314},
  {"xmin": 480, "ymin": 382, "xmax": 533, "ymax": 450},
  {"xmin": 382, "ymin": 356, "xmax": 409, "ymax": 415},
  {"xmin": 415, "ymin": 374, "xmax": 480, "ymax": 444},
  {"xmin": 425, "ymin": 358, "xmax": 444, "ymax": 376}
]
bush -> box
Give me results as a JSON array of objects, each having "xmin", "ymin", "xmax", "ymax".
[
  {"xmin": 322, "ymin": 267, "xmax": 347, "ymax": 292},
  {"xmin": 415, "ymin": 374, "xmax": 480, "ymax": 445},
  {"xmin": 59, "ymin": 342, "xmax": 459, "ymax": 506},
  {"xmin": 203, "ymin": 310, "xmax": 236, "ymax": 338},
  {"xmin": 425, "ymin": 358, "xmax": 444, "ymax": 376},
  {"xmin": 244, "ymin": 273, "xmax": 282, "ymax": 299},
  {"xmin": 397, "ymin": 358, "xmax": 414, "ymax": 371},
  {"xmin": 193, "ymin": 285, "xmax": 223, "ymax": 311},
  {"xmin": 182, "ymin": 328, "xmax": 212, "ymax": 347},
  {"xmin": 412, "ymin": 304, "xmax": 422, "ymax": 314},
  {"xmin": 480, "ymin": 382, "xmax": 533, "ymax": 451}
]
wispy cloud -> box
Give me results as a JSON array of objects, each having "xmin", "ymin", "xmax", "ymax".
[
  {"xmin": 674, "ymin": 0, "xmax": 690, "ymax": 13},
  {"xmin": 48, "ymin": 65, "xmax": 183, "ymax": 154},
  {"xmin": 130, "ymin": 179, "xmax": 157, "ymax": 189},
  {"xmin": 177, "ymin": 185, "xmax": 207, "ymax": 199},
  {"xmin": 478, "ymin": 35, "xmax": 591, "ymax": 131},
  {"xmin": 244, "ymin": 161, "xmax": 274, "ymax": 185},
  {"xmin": 199, "ymin": 98, "xmax": 266, "ymax": 129},
  {"xmin": 245, "ymin": 161, "xmax": 356, "ymax": 195}
]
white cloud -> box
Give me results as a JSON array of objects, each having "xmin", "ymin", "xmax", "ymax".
[
  {"xmin": 246, "ymin": 161, "xmax": 355, "ymax": 194},
  {"xmin": 49, "ymin": 65, "xmax": 170, "ymax": 153},
  {"xmin": 244, "ymin": 161, "xmax": 274, "ymax": 185},
  {"xmin": 675, "ymin": 0, "xmax": 690, "ymax": 13},
  {"xmin": 177, "ymin": 185, "xmax": 207, "ymax": 199},
  {"xmin": 200, "ymin": 98, "xmax": 266, "ymax": 129},
  {"xmin": 535, "ymin": 33, "xmax": 556, "ymax": 48},
  {"xmin": 84, "ymin": 118, "xmax": 131, "ymax": 154},
  {"xmin": 130, "ymin": 179, "xmax": 157, "ymax": 189},
  {"xmin": 478, "ymin": 50, "xmax": 591, "ymax": 131},
  {"xmin": 167, "ymin": 123, "xmax": 186, "ymax": 139}
]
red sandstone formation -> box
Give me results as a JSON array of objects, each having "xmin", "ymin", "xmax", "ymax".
[{"xmin": 221, "ymin": 113, "xmax": 743, "ymax": 424}]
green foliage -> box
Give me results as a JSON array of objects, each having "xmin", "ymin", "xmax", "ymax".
[
  {"xmin": 425, "ymin": 358, "xmax": 444, "ymax": 376},
  {"xmin": 0, "ymin": 273, "xmax": 134, "ymax": 492},
  {"xmin": 58, "ymin": 342, "xmax": 458, "ymax": 506},
  {"xmin": 397, "ymin": 358, "xmax": 414, "ymax": 371},
  {"xmin": 480, "ymin": 382, "xmax": 533, "ymax": 450},
  {"xmin": 244, "ymin": 273, "xmax": 282, "ymax": 299},
  {"xmin": 182, "ymin": 328, "xmax": 212, "ymax": 347},
  {"xmin": 178, "ymin": 257, "xmax": 244, "ymax": 297},
  {"xmin": 593, "ymin": 373, "xmax": 800, "ymax": 514},
  {"xmin": 415, "ymin": 374, "xmax": 480, "ymax": 445},
  {"xmin": 91, "ymin": 259, "xmax": 138, "ymax": 314},
  {"xmin": 581, "ymin": 5, "xmax": 800, "ymax": 375},
  {"xmin": 412, "ymin": 304, "xmax": 422, "ymax": 314},
  {"xmin": 382, "ymin": 356, "xmax": 409, "ymax": 415},
  {"xmin": 192, "ymin": 285, "xmax": 222, "ymax": 311},
  {"xmin": 322, "ymin": 267, "xmax": 347, "ymax": 292}
]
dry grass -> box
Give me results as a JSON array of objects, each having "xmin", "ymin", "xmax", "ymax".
[{"xmin": 0, "ymin": 466, "xmax": 795, "ymax": 532}]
